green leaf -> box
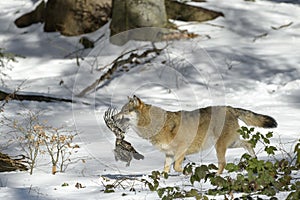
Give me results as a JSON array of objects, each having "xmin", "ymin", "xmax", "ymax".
[
  {"xmin": 104, "ymin": 189, "xmax": 115, "ymax": 193},
  {"xmin": 210, "ymin": 175, "xmax": 227, "ymax": 188},
  {"xmin": 225, "ymin": 163, "xmax": 239, "ymax": 172},
  {"xmin": 287, "ymin": 190, "xmax": 300, "ymax": 200},
  {"xmin": 157, "ymin": 188, "xmax": 165, "ymax": 197},
  {"xmin": 183, "ymin": 163, "xmax": 194, "ymax": 175},
  {"xmin": 153, "ymin": 180, "xmax": 159, "ymax": 190},
  {"xmin": 265, "ymin": 146, "xmax": 277, "ymax": 155},
  {"xmin": 148, "ymin": 183, "xmax": 155, "ymax": 191},
  {"xmin": 202, "ymin": 195, "xmax": 209, "ymax": 200},
  {"xmin": 263, "ymin": 137, "xmax": 270, "ymax": 144},
  {"xmin": 195, "ymin": 165, "xmax": 208, "ymax": 180},
  {"xmin": 190, "ymin": 175, "xmax": 200, "ymax": 185},
  {"xmin": 264, "ymin": 161, "xmax": 273, "ymax": 170},
  {"xmin": 189, "ymin": 189, "xmax": 199, "ymax": 196},
  {"xmin": 162, "ymin": 171, "xmax": 169, "ymax": 179},
  {"xmin": 61, "ymin": 182, "xmax": 69, "ymax": 187},
  {"xmin": 260, "ymin": 186, "xmax": 276, "ymax": 196},
  {"xmin": 241, "ymin": 153, "xmax": 252, "ymax": 161},
  {"xmin": 266, "ymin": 132, "xmax": 273, "ymax": 138}
]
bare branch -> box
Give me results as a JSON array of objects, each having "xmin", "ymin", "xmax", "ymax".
[
  {"xmin": 271, "ymin": 22, "xmax": 293, "ymax": 30},
  {"xmin": 77, "ymin": 45, "xmax": 166, "ymax": 97}
]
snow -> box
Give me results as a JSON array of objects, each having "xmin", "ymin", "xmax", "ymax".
[{"xmin": 0, "ymin": 0, "xmax": 300, "ymax": 199}]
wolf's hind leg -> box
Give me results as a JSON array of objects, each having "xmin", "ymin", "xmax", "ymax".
[
  {"xmin": 231, "ymin": 140, "xmax": 256, "ymax": 157},
  {"xmin": 241, "ymin": 140, "xmax": 256, "ymax": 157},
  {"xmin": 216, "ymin": 143, "xmax": 227, "ymax": 175},
  {"xmin": 173, "ymin": 153, "xmax": 185, "ymax": 172}
]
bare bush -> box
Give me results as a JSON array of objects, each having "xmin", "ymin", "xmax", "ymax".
[{"xmin": 1, "ymin": 109, "xmax": 79, "ymax": 175}]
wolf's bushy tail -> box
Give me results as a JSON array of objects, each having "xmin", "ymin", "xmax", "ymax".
[{"xmin": 229, "ymin": 107, "xmax": 277, "ymax": 128}]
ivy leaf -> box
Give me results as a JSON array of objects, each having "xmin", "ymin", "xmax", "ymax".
[
  {"xmin": 265, "ymin": 146, "xmax": 277, "ymax": 155},
  {"xmin": 195, "ymin": 165, "xmax": 209, "ymax": 180},
  {"xmin": 157, "ymin": 188, "xmax": 165, "ymax": 198},
  {"xmin": 225, "ymin": 163, "xmax": 239, "ymax": 172},
  {"xmin": 266, "ymin": 132, "xmax": 273, "ymax": 138}
]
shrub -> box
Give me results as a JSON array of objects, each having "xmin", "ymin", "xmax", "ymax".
[{"xmin": 2, "ymin": 109, "xmax": 79, "ymax": 174}]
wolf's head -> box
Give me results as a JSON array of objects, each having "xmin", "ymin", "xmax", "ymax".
[{"xmin": 112, "ymin": 95, "xmax": 143, "ymax": 131}]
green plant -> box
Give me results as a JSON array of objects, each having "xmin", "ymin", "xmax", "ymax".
[
  {"xmin": 141, "ymin": 171, "xmax": 167, "ymax": 192},
  {"xmin": 238, "ymin": 126, "xmax": 277, "ymax": 155},
  {"xmin": 141, "ymin": 170, "xmax": 207, "ymax": 200}
]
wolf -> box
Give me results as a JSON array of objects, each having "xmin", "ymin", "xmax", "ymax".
[{"xmin": 112, "ymin": 95, "xmax": 277, "ymax": 174}]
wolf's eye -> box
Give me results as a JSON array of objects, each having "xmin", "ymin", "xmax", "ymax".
[
  {"xmin": 121, "ymin": 103, "xmax": 133, "ymax": 112},
  {"xmin": 128, "ymin": 105, "xmax": 134, "ymax": 112},
  {"xmin": 128, "ymin": 102, "xmax": 135, "ymax": 110}
]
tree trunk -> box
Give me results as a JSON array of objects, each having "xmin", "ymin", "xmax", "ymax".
[
  {"xmin": 109, "ymin": 0, "xmax": 223, "ymax": 44},
  {"xmin": 52, "ymin": 165, "xmax": 57, "ymax": 175}
]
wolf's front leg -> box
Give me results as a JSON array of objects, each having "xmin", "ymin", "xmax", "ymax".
[{"xmin": 163, "ymin": 154, "xmax": 173, "ymax": 173}]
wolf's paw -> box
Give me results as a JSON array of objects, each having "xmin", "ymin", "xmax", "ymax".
[{"xmin": 174, "ymin": 167, "xmax": 183, "ymax": 173}]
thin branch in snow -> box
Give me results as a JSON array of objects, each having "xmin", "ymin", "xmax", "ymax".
[
  {"xmin": 77, "ymin": 45, "xmax": 167, "ymax": 97},
  {"xmin": 253, "ymin": 32, "xmax": 268, "ymax": 42},
  {"xmin": 271, "ymin": 22, "xmax": 293, "ymax": 30}
]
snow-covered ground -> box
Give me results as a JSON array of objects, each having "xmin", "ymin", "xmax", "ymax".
[{"xmin": 0, "ymin": 0, "xmax": 299, "ymax": 199}]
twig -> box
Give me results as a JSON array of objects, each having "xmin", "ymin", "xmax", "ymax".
[
  {"xmin": 253, "ymin": 32, "xmax": 268, "ymax": 42},
  {"xmin": 96, "ymin": 47, "xmax": 146, "ymax": 71},
  {"xmin": 203, "ymin": 22, "xmax": 225, "ymax": 28},
  {"xmin": 271, "ymin": 22, "xmax": 293, "ymax": 30}
]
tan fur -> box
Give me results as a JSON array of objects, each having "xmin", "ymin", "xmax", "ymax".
[{"xmin": 113, "ymin": 96, "xmax": 277, "ymax": 174}]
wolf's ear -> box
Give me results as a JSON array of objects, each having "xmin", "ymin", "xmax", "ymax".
[{"xmin": 133, "ymin": 95, "xmax": 142, "ymax": 107}]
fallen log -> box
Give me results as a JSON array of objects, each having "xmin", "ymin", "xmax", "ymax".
[
  {"xmin": 0, "ymin": 90, "xmax": 73, "ymax": 103},
  {"xmin": 0, "ymin": 152, "xmax": 28, "ymax": 172}
]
